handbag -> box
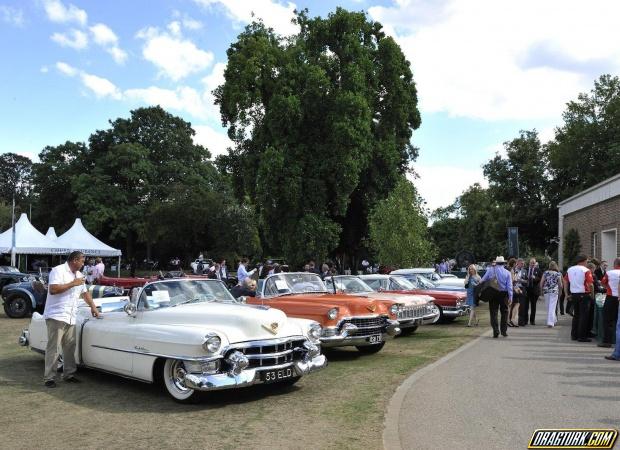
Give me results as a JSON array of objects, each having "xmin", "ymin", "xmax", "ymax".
[{"xmin": 487, "ymin": 267, "xmax": 501, "ymax": 291}]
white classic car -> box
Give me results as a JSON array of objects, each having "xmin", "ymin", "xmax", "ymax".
[
  {"xmin": 323, "ymin": 275, "xmax": 440, "ymax": 334},
  {"xmin": 391, "ymin": 268, "xmax": 466, "ymax": 289},
  {"xmin": 19, "ymin": 278, "xmax": 326, "ymax": 403}
]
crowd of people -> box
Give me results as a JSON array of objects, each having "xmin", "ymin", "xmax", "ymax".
[{"xmin": 466, "ymin": 254, "xmax": 620, "ymax": 356}]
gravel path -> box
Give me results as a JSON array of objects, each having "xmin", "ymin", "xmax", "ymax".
[{"xmin": 384, "ymin": 306, "xmax": 620, "ymax": 450}]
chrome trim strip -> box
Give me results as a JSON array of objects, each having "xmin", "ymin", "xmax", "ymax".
[{"xmin": 90, "ymin": 344, "xmax": 223, "ymax": 362}]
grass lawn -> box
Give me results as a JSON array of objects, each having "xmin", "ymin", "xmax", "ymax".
[{"xmin": 0, "ymin": 308, "xmax": 489, "ymax": 449}]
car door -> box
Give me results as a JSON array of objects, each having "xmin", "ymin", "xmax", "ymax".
[{"xmin": 80, "ymin": 308, "xmax": 134, "ymax": 376}]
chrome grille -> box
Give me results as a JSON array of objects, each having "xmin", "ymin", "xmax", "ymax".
[
  {"xmin": 338, "ymin": 316, "xmax": 388, "ymax": 337},
  {"xmin": 398, "ymin": 305, "xmax": 427, "ymax": 320},
  {"xmin": 227, "ymin": 338, "xmax": 306, "ymax": 369}
]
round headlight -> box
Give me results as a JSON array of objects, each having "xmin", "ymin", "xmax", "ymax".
[
  {"xmin": 390, "ymin": 304, "xmax": 400, "ymax": 315},
  {"xmin": 308, "ymin": 323, "xmax": 322, "ymax": 342},
  {"xmin": 202, "ymin": 333, "xmax": 221, "ymax": 353},
  {"xmin": 327, "ymin": 307, "xmax": 338, "ymax": 320}
]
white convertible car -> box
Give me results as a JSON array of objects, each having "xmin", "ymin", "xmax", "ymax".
[{"xmin": 19, "ymin": 278, "xmax": 326, "ymax": 403}]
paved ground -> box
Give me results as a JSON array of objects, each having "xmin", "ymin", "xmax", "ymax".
[{"xmin": 384, "ymin": 306, "xmax": 620, "ymax": 450}]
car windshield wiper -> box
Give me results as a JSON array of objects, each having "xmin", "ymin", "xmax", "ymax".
[{"xmin": 172, "ymin": 297, "xmax": 213, "ymax": 307}]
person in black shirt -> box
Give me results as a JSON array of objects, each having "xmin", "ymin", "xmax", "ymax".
[{"xmin": 230, "ymin": 278, "xmax": 256, "ymax": 299}]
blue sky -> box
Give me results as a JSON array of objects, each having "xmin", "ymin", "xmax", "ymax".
[{"xmin": 1, "ymin": 0, "xmax": 619, "ymax": 211}]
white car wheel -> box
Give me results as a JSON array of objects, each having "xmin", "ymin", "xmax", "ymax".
[{"xmin": 163, "ymin": 359, "xmax": 200, "ymax": 403}]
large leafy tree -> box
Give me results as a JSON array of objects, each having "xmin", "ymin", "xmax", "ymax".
[
  {"xmin": 430, "ymin": 184, "xmax": 506, "ymax": 262},
  {"xmin": 215, "ymin": 8, "xmax": 420, "ymax": 264},
  {"xmin": 368, "ymin": 177, "xmax": 434, "ymax": 267},
  {"xmin": 483, "ymin": 130, "xmax": 555, "ymax": 252},
  {"xmin": 547, "ymin": 74, "xmax": 620, "ymax": 204},
  {"xmin": 0, "ymin": 153, "xmax": 33, "ymax": 205},
  {"xmin": 32, "ymin": 141, "xmax": 87, "ymax": 232}
]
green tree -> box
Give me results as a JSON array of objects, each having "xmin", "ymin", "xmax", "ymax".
[
  {"xmin": 32, "ymin": 141, "xmax": 87, "ymax": 232},
  {"xmin": 430, "ymin": 184, "xmax": 506, "ymax": 262},
  {"xmin": 0, "ymin": 153, "xmax": 33, "ymax": 205},
  {"xmin": 563, "ymin": 228, "xmax": 582, "ymax": 268},
  {"xmin": 215, "ymin": 8, "xmax": 420, "ymax": 264},
  {"xmin": 483, "ymin": 130, "xmax": 555, "ymax": 252},
  {"xmin": 547, "ymin": 74, "xmax": 620, "ymax": 203},
  {"xmin": 368, "ymin": 178, "xmax": 434, "ymax": 267}
]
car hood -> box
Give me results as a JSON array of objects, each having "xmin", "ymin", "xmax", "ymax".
[
  {"xmin": 139, "ymin": 301, "xmax": 306, "ymax": 344},
  {"xmin": 388, "ymin": 289, "xmax": 465, "ymax": 300},
  {"xmin": 263, "ymin": 292, "xmax": 391, "ymax": 313},
  {"xmin": 347, "ymin": 291, "xmax": 431, "ymax": 306}
]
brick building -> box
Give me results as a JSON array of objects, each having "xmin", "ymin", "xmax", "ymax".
[{"xmin": 558, "ymin": 173, "xmax": 620, "ymax": 268}]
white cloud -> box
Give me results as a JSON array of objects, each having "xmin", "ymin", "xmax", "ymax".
[
  {"xmin": 90, "ymin": 23, "xmax": 128, "ymax": 64},
  {"xmin": 137, "ymin": 25, "xmax": 214, "ymax": 81},
  {"xmin": 90, "ymin": 23, "xmax": 117, "ymax": 45},
  {"xmin": 81, "ymin": 73, "xmax": 122, "ymax": 99},
  {"xmin": 124, "ymin": 86, "xmax": 208, "ymax": 118},
  {"xmin": 43, "ymin": 0, "xmax": 87, "ymax": 26},
  {"xmin": 194, "ymin": 0, "xmax": 299, "ymax": 36},
  {"xmin": 172, "ymin": 10, "xmax": 204, "ymax": 30},
  {"xmin": 0, "ymin": 5, "xmax": 24, "ymax": 26},
  {"xmin": 55, "ymin": 61, "xmax": 78, "ymax": 77},
  {"xmin": 193, "ymin": 125, "xmax": 233, "ymax": 157},
  {"xmin": 108, "ymin": 46, "xmax": 128, "ymax": 64},
  {"xmin": 51, "ymin": 29, "xmax": 88, "ymax": 49},
  {"xmin": 412, "ymin": 164, "xmax": 488, "ymax": 212},
  {"xmin": 55, "ymin": 61, "xmax": 121, "ymax": 99},
  {"xmin": 40, "ymin": 66, "xmax": 49, "ymax": 73},
  {"xmin": 368, "ymin": 0, "xmax": 620, "ymax": 121}
]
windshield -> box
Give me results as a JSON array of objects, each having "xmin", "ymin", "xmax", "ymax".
[
  {"xmin": 0, "ymin": 266, "xmax": 20, "ymax": 273},
  {"xmin": 390, "ymin": 276, "xmax": 419, "ymax": 290},
  {"xmin": 263, "ymin": 273, "xmax": 327, "ymax": 296},
  {"xmin": 324, "ymin": 276, "xmax": 374, "ymax": 294},
  {"xmin": 139, "ymin": 279, "xmax": 236, "ymax": 310},
  {"xmin": 398, "ymin": 274, "xmax": 436, "ymax": 289}
]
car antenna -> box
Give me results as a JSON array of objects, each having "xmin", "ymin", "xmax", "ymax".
[{"xmin": 330, "ymin": 275, "xmax": 336, "ymax": 294}]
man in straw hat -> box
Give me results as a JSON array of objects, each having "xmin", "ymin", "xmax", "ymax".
[{"xmin": 480, "ymin": 256, "xmax": 513, "ymax": 338}]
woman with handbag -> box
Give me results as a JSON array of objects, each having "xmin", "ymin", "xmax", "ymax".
[{"xmin": 465, "ymin": 264, "xmax": 481, "ymax": 326}]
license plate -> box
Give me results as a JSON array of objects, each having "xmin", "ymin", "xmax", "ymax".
[
  {"xmin": 367, "ymin": 335, "xmax": 382, "ymax": 344},
  {"xmin": 260, "ymin": 367, "xmax": 295, "ymax": 383}
]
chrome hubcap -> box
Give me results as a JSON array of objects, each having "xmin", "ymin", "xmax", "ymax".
[{"xmin": 171, "ymin": 361, "xmax": 189, "ymax": 392}]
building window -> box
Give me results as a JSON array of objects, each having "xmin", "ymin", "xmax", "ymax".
[{"xmin": 592, "ymin": 232, "xmax": 598, "ymax": 259}]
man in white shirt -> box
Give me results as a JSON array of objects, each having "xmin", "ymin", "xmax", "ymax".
[{"xmin": 43, "ymin": 251, "xmax": 99, "ymax": 387}]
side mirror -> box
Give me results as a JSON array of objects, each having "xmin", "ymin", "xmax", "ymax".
[
  {"xmin": 237, "ymin": 296, "xmax": 247, "ymax": 304},
  {"xmin": 124, "ymin": 302, "xmax": 137, "ymax": 316}
]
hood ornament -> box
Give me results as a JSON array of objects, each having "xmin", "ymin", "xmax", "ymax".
[
  {"xmin": 262, "ymin": 322, "xmax": 279, "ymax": 334},
  {"xmin": 367, "ymin": 303, "xmax": 377, "ymax": 312}
]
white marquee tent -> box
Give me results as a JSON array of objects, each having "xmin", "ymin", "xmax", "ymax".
[
  {"xmin": 45, "ymin": 227, "xmax": 58, "ymax": 240},
  {"xmin": 55, "ymin": 218, "xmax": 122, "ymax": 275},
  {"xmin": 0, "ymin": 213, "xmax": 67, "ymax": 255}
]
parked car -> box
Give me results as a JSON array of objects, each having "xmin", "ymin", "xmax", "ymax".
[
  {"xmin": 2, "ymin": 279, "xmax": 124, "ymax": 318},
  {"xmin": 249, "ymin": 272, "xmax": 401, "ymax": 354},
  {"xmin": 323, "ymin": 275, "xmax": 440, "ymax": 335},
  {"xmin": 359, "ymin": 274, "xmax": 469, "ymax": 323},
  {"xmin": 190, "ymin": 259, "xmax": 214, "ymax": 274},
  {"xmin": 98, "ymin": 274, "xmax": 159, "ymax": 289},
  {"xmin": 391, "ymin": 268, "xmax": 466, "ymax": 289},
  {"xmin": 0, "ymin": 266, "xmax": 39, "ymax": 290},
  {"xmin": 19, "ymin": 278, "xmax": 326, "ymax": 403}
]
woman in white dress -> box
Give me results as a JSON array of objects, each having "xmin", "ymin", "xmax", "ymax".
[{"xmin": 540, "ymin": 261, "xmax": 563, "ymax": 327}]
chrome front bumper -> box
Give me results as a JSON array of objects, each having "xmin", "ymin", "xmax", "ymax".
[
  {"xmin": 183, "ymin": 354, "xmax": 327, "ymax": 391},
  {"xmin": 320, "ymin": 319, "xmax": 401, "ymax": 347},
  {"xmin": 443, "ymin": 305, "xmax": 470, "ymax": 318},
  {"xmin": 398, "ymin": 305, "xmax": 441, "ymax": 327}
]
